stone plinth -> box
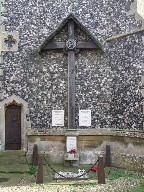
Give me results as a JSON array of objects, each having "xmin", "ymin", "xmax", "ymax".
[{"xmin": 64, "ymin": 153, "xmax": 79, "ymax": 166}]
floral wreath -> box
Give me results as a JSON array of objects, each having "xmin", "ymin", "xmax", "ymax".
[{"xmin": 68, "ymin": 149, "xmax": 76, "ymax": 154}]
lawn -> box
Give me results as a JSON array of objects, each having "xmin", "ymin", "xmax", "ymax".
[
  {"xmin": 0, "ymin": 164, "xmax": 143, "ymax": 192},
  {"xmin": 131, "ymin": 181, "xmax": 144, "ymax": 192}
]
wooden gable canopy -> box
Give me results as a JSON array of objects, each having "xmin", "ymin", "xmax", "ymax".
[{"xmin": 38, "ymin": 13, "xmax": 104, "ymax": 53}]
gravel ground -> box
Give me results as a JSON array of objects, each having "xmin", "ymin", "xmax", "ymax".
[{"xmin": 0, "ymin": 178, "xmax": 142, "ymax": 192}]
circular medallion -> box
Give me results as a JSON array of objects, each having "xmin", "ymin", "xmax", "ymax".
[{"xmin": 66, "ymin": 39, "xmax": 76, "ymax": 50}]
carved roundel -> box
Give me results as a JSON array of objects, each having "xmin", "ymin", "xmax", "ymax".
[{"xmin": 66, "ymin": 39, "xmax": 77, "ymax": 50}]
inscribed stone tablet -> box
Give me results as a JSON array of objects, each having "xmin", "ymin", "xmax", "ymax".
[
  {"xmin": 66, "ymin": 137, "xmax": 77, "ymax": 152},
  {"xmin": 79, "ymin": 110, "xmax": 91, "ymax": 126},
  {"xmin": 137, "ymin": 0, "xmax": 144, "ymax": 18},
  {"xmin": 52, "ymin": 110, "xmax": 64, "ymax": 126}
]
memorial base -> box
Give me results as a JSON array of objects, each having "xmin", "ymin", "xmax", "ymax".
[
  {"xmin": 64, "ymin": 153, "xmax": 79, "ymax": 166},
  {"xmin": 68, "ymin": 153, "xmax": 75, "ymax": 159}
]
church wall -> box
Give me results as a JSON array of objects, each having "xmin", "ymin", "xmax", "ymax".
[
  {"xmin": 27, "ymin": 135, "xmax": 66, "ymax": 163},
  {"xmin": 76, "ymin": 32, "xmax": 143, "ymax": 129},
  {"xmin": 2, "ymin": 35, "xmax": 143, "ymax": 129},
  {"xmin": 26, "ymin": 132, "xmax": 144, "ymax": 169},
  {"xmin": 1, "ymin": 0, "xmax": 143, "ymax": 130}
]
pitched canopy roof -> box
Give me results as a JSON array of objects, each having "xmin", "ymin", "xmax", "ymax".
[{"xmin": 38, "ymin": 13, "xmax": 104, "ymax": 52}]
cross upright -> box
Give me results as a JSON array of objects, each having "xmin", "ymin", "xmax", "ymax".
[{"xmin": 39, "ymin": 14, "xmax": 103, "ymax": 129}]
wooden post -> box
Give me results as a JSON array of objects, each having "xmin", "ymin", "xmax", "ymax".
[
  {"xmin": 98, "ymin": 156, "xmax": 106, "ymax": 184},
  {"xmin": 105, "ymin": 145, "xmax": 111, "ymax": 167},
  {"xmin": 32, "ymin": 144, "xmax": 38, "ymax": 166},
  {"xmin": 36, "ymin": 155, "xmax": 44, "ymax": 184},
  {"xmin": 67, "ymin": 19, "xmax": 75, "ymax": 129}
]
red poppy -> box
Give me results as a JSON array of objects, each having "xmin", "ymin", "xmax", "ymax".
[
  {"xmin": 68, "ymin": 149, "xmax": 76, "ymax": 154},
  {"xmin": 91, "ymin": 166, "xmax": 99, "ymax": 173}
]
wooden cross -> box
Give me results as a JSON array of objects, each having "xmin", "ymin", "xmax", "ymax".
[{"xmin": 41, "ymin": 17, "xmax": 101, "ymax": 129}]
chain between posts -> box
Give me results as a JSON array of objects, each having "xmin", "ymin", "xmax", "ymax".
[{"xmin": 44, "ymin": 157, "xmax": 98, "ymax": 179}]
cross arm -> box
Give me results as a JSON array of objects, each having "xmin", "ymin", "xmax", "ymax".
[
  {"xmin": 42, "ymin": 41, "xmax": 100, "ymax": 51},
  {"xmin": 77, "ymin": 41, "xmax": 99, "ymax": 49},
  {"xmin": 41, "ymin": 42, "xmax": 65, "ymax": 50}
]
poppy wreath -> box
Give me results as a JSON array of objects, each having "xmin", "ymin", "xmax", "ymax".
[
  {"xmin": 91, "ymin": 166, "xmax": 99, "ymax": 173},
  {"xmin": 68, "ymin": 149, "xmax": 76, "ymax": 154}
]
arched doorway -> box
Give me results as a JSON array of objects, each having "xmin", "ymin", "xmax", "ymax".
[
  {"xmin": 5, "ymin": 103, "xmax": 21, "ymax": 150},
  {"xmin": 0, "ymin": 94, "xmax": 30, "ymax": 151}
]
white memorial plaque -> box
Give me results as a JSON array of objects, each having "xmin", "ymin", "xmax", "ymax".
[
  {"xmin": 66, "ymin": 136, "xmax": 77, "ymax": 152},
  {"xmin": 52, "ymin": 110, "xmax": 64, "ymax": 126},
  {"xmin": 79, "ymin": 110, "xmax": 91, "ymax": 126},
  {"xmin": 137, "ymin": 0, "xmax": 144, "ymax": 18}
]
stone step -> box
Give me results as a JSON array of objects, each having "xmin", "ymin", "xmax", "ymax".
[
  {"xmin": 0, "ymin": 150, "xmax": 26, "ymax": 158},
  {"xmin": 0, "ymin": 164, "xmax": 29, "ymax": 173},
  {"xmin": 0, "ymin": 150, "xmax": 29, "ymax": 173},
  {"xmin": 0, "ymin": 156, "xmax": 27, "ymax": 165}
]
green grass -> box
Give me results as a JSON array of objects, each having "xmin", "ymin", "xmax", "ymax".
[
  {"xmin": 107, "ymin": 168, "xmax": 137, "ymax": 180},
  {"xmin": 28, "ymin": 165, "xmax": 37, "ymax": 176},
  {"xmin": 131, "ymin": 181, "xmax": 144, "ymax": 192},
  {"xmin": 43, "ymin": 163, "xmax": 139, "ymax": 183},
  {"xmin": 0, "ymin": 166, "xmax": 143, "ymax": 192}
]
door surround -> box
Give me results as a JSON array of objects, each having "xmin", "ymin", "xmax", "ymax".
[{"xmin": 0, "ymin": 95, "xmax": 29, "ymax": 151}]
